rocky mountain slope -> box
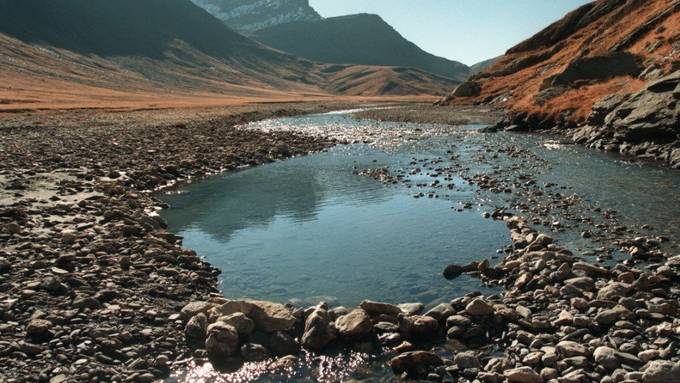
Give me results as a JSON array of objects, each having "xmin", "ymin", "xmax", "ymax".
[
  {"xmin": 253, "ymin": 13, "xmax": 471, "ymax": 82},
  {"xmin": 440, "ymin": 0, "xmax": 680, "ymax": 168},
  {"xmin": 0, "ymin": 0, "xmax": 455, "ymax": 111},
  {"xmin": 190, "ymin": 0, "xmax": 321, "ymax": 35}
]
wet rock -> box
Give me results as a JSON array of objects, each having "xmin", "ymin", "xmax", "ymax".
[
  {"xmin": 403, "ymin": 315, "xmax": 439, "ymax": 337},
  {"xmin": 205, "ymin": 322, "xmax": 239, "ymax": 361},
  {"xmin": 240, "ymin": 343, "xmax": 270, "ymax": 362},
  {"xmin": 398, "ymin": 303, "xmax": 424, "ymax": 315},
  {"xmin": 425, "ymin": 303, "xmax": 455, "ymax": 321},
  {"xmin": 359, "ymin": 300, "xmax": 402, "ymax": 316},
  {"xmin": 504, "ymin": 366, "xmax": 543, "ymax": 383},
  {"xmin": 247, "ymin": 300, "xmax": 296, "ymax": 332},
  {"xmin": 465, "ymin": 298, "xmax": 494, "ymax": 316},
  {"xmin": 184, "ymin": 313, "xmax": 208, "ymax": 344},
  {"xmin": 217, "ymin": 313, "xmax": 255, "ymax": 336},
  {"xmin": 301, "ymin": 306, "xmax": 334, "ymax": 351},
  {"xmin": 389, "ymin": 351, "xmax": 444, "ymax": 376},
  {"xmin": 335, "ymin": 309, "xmax": 372, "ymax": 338},
  {"xmin": 269, "ymin": 331, "xmax": 300, "ymax": 356}
]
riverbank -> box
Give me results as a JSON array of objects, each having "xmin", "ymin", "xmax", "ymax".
[
  {"xmin": 2, "ymin": 103, "xmax": 679, "ymax": 383},
  {"xmin": 0, "ymin": 103, "xmax": 358, "ymax": 382},
  {"xmin": 170, "ymin": 110, "xmax": 680, "ymax": 382}
]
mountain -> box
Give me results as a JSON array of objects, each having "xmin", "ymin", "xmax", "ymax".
[
  {"xmin": 253, "ymin": 14, "xmax": 470, "ymax": 82},
  {"xmin": 439, "ymin": 0, "xmax": 680, "ymax": 167},
  {"xmin": 190, "ymin": 0, "xmax": 322, "ymax": 35},
  {"xmin": 469, "ymin": 57, "xmax": 500, "ymax": 74},
  {"xmin": 0, "ymin": 0, "xmax": 455, "ymax": 111}
]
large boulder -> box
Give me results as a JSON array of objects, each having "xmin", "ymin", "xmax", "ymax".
[
  {"xmin": 359, "ymin": 300, "xmax": 402, "ymax": 316},
  {"xmin": 205, "ymin": 322, "xmax": 239, "ymax": 361},
  {"xmin": 301, "ymin": 306, "xmax": 334, "ymax": 351},
  {"xmin": 218, "ymin": 300, "xmax": 296, "ymax": 332},
  {"xmin": 335, "ymin": 309, "xmax": 373, "ymax": 338}
]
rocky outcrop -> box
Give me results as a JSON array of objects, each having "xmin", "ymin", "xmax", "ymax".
[
  {"xmin": 567, "ymin": 70, "xmax": 680, "ymax": 168},
  {"xmin": 443, "ymin": 0, "xmax": 680, "ymax": 162}
]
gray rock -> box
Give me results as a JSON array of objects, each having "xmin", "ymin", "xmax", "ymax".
[
  {"xmin": 301, "ymin": 306, "xmax": 334, "ymax": 351},
  {"xmin": 246, "ymin": 300, "xmax": 296, "ymax": 332},
  {"xmin": 359, "ymin": 300, "xmax": 402, "ymax": 316},
  {"xmin": 594, "ymin": 346, "xmax": 620, "ymax": 370},
  {"xmin": 504, "ymin": 366, "xmax": 543, "ymax": 383},
  {"xmin": 335, "ymin": 309, "xmax": 372, "ymax": 338},
  {"xmin": 642, "ymin": 360, "xmax": 680, "ymax": 383},
  {"xmin": 180, "ymin": 301, "xmax": 214, "ymax": 321},
  {"xmin": 184, "ymin": 313, "xmax": 208, "ymax": 343},
  {"xmin": 205, "ymin": 322, "xmax": 239, "ymax": 360},
  {"xmin": 465, "ymin": 298, "xmax": 494, "ymax": 316},
  {"xmin": 217, "ymin": 312, "xmax": 255, "ymax": 336},
  {"xmin": 454, "ymin": 351, "xmax": 480, "ymax": 369}
]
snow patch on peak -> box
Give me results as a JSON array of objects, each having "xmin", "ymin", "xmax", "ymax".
[{"xmin": 191, "ymin": 0, "xmax": 322, "ymax": 35}]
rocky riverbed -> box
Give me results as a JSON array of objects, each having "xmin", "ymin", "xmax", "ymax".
[
  {"xmin": 170, "ymin": 110, "xmax": 679, "ymax": 382},
  {"xmin": 0, "ymin": 104, "xmax": 339, "ymax": 382},
  {"xmin": 2, "ymin": 103, "xmax": 679, "ymax": 383}
]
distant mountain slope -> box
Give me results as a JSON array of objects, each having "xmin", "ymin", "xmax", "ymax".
[
  {"xmin": 0, "ymin": 0, "xmax": 455, "ymax": 110},
  {"xmin": 0, "ymin": 0, "xmax": 261, "ymax": 59},
  {"xmin": 253, "ymin": 14, "xmax": 470, "ymax": 82},
  {"xmin": 469, "ymin": 57, "xmax": 500, "ymax": 74},
  {"xmin": 190, "ymin": 0, "xmax": 321, "ymax": 35}
]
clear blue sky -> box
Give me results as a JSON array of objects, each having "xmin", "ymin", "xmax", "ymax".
[{"xmin": 309, "ymin": 0, "xmax": 592, "ymax": 66}]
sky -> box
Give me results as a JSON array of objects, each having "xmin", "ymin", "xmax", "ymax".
[{"xmin": 309, "ymin": 0, "xmax": 592, "ymax": 66}]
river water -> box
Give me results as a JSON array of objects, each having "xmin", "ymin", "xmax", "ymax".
[{"xmin": 162, "ymin": 110, "xmax": 680, "ymax": 382}]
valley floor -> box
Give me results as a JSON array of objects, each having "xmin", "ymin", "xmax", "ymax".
[{"xmin": 1, "ymin": 103, "xmax": 678, "ymax": 383}]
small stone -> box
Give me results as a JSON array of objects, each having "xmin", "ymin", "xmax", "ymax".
[
  {"xmin": 594, "ymin": 346, "xmax": 620, "ymax": 370},
  {"xmin": 556, "ymin": 341, "xmax": 590, "ymax": 357},
  {"xmin": 504, "ymin": 366, "xmax": 543, "ymax": 383},
  {"xmin": 454, "ymin": 351, "xmax": 480, "ymax": 369}
]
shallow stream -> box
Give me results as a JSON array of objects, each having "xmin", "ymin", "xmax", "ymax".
[{"xmin": 162, "ymin": 110, "xmax": 680, "ymax": 382}]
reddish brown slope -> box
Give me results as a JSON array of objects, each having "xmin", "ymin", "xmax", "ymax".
[
  {"xmin": 442, "ymin": 0, "xmax": 680, "ymax": 168},
  {"xmin": 444, "ymin": 0, "xmax": 679, "ymax": 123}
]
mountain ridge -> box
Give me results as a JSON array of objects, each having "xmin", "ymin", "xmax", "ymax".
[
  {"xmin": 253, "ymin": 13, "xmax": 470, "ymax": 82},
  {"xmin": 190, "ymin": 0, "xmax": 322, "ymax": 35},
  {"xmin": 0, "ymin": 0, "xmax": 458, "ymax": 111}
]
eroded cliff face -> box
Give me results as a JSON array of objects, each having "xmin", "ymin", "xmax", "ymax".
[{"xmin": 442, "ymin": 0, "xmax": 680, "ymax": 167}]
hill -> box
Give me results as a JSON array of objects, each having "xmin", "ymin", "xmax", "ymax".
[
  {"xmin": 440, "ymin": 0, "xmax": 680, "ymax": 167},
  {"xmin": 253, "ymin": 13, "xmax": 470, "ymax": 82},
  {"xmin": 190, "ymin": 0, "xmax": 322, "ymax": 35},
  {"xmin": 0, "ymin": 0, "xmax": 455, "ymax": 111}
]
